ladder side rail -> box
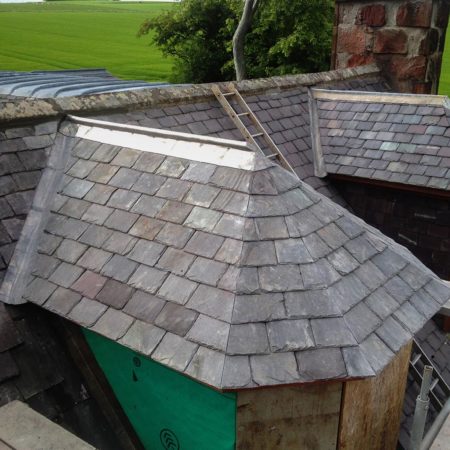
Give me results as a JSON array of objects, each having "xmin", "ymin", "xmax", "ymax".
[
  {"xmin": 211, "ymin": 85, "xmax": 263, "ymax": 154},
  {"xmin": 227, "ymin": 85, "xmax": 298, "ymax": 175},
  {"xmin": 409, "ymin": 362, "xmax": 444, "ymax": 411}
]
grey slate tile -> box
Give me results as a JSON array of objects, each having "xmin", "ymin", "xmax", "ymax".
[
  {"xmin": 187, "ymin": 285, "xmax": 234, "ymax": 322},
  {"xmin": 119, "ymin": 320, "xmax": 165, "ymax": 356},
  {"xmin": 59, "ymin": 198, "xmax": 90, "ymax": 219},
  {"xmin": 101, "ymin": 255, "xmax": 138, "ymax": 283},
  {"xmin": 213, "ymin": 214, "xmax": 245, "ymax": 239},
  {"xmin": 376, "ymin": 316, "xmax": 411, "ymax": 352},
  {"xmin": 184, "ymin": 206, "xmax": 222, "ymax": 232},
  {"xmin": 344, "ymin": 302, "xmax": 381, "ymax": 343},
  {"xmin": 250, "ymin": 353, "xmax": 299, "ymax": 386},
  {"xmin": 296, "ymin": 348, "xmax": 346, "ymax": 381},
  {"xmin": 186, "ymin": 257, "xmax": 227, "ymax": 286},
  {"xmin": 54, "ymin": 239, "xmax": 87, "ymax": 264},
  {"xmin": 301, "ymin": 259, "xmax": 340, "ymax": 289},
  {"xmin": 107, "ymin": 189, "xmax": 140, "ymax": 211},
  {"xmin": 128, "ymin": 264, "xmax": 168, "ymax": 294},
  {"xmin": 215, "ymin": 238, "xmax": 243, "ymax": 264},
  {"xmin": 384, "ymin": 276, "xmax": 414, "ymax": 303},
  {"xmin": 152, "ymin": 332, "xmax": 198, "ymax": 372},
  {"xmin": 86, "ymin": 163, "xmax": 119, "ymax": 184},
  {"xmin": 68, "ymin": 297, "xmax": 108, "ymax": 327},
  {"xmin": 132, "ymin": 172, "xmax": 166, "ymax": 196},
  {"xmin": 311, "ymin": 317, "xmax": 357, "ymax": 347},
  {"xmin": 156, "ymin": 157, "xmax": 189, "ymax": 178},
  {"xmin": 129, "ymin": 217, "xmax": 165, "ymax": 240},
  {"xmin": 156, "ymin": 247, "xmax": 195, "ymax": 276},
  {"xmin": 62, "ymin": 178, "xmax": 94, "ymax": 199},
  {"xmin": 111, "ymin": 148, "xmax": 141, "ymax": 167},
  {"xmin": 232, "ymin": 293, "xmax": 284, "ymax": 324},
  {"xmin": 360, "ymin": 334, "xmax": 395, "ymax": 373},
  {"xmin": 393, "ymin": 302, "xmax": 426, "ymax": 333},
  {"xmin": 267, "ymin": 319, "xmax": 314, "ymax": 352},
  {"xmin": 259, "ymin": 265, "xmax": 303, "ymax": 292},
  {"xmin": 285, "ymin": 289, "xmax": 341, "ymax": 319},
  {"xmin": 184, "ymin": 231, "xmax": 224, "ymax": 258},
  {"xmin": 227, "ymin": 323, "xmax": 269, "ymax": 355},
  {"xmin": 45, "ymin": 287, "xmax": 81, "ymax": 316},
  {"xmin": 128, "ymin": 239, "xmax": 165, "ymax": 266},
  {"xmin": 48, "ymin": 262, "xmax": 83, "ymax": 288},
  {"xmin": 103, "ymin": 231, "xmax": 136, "ymax": 255},
  {"xmin": 133, "ymin": 152, "xmax": 165, "ymax": 173},
  {"xmin": 329, "ymin": 273, "xmax": 370, "ymax": 313},
  {"xmin": 184, "ymin": 184, "xmax": 220, "ymax": 208},
  {"xmin": 181, "ymin": 162, "xmax": 216, "ymax": 183},
  {"xmin": 104, "ymin": 209, "xmax": 139, "ymax": 233},
  {"xmin": 123, "ymin": 290, "xmax": 165, "ymax": 323},
  {"xmin": 158, "ymin": 274, "xmax": 197, "ymax": 305},
  {"xmin": 84, "ymin": 183, "xmax": 115, "ymax": 205},
  {"xmin": 372, "ymin": 248, "xmax": 408, "ymax": 277},
  {"xmin": 109, "ymin": 167, "xmax": 140, "ymax": 189},
  {"xmin": 241, "ymin": 241, "xmax": 277, "ymax": 266},
  {"xmin": 155, "ymin": 223, "xmax": 193, "ymax": 248},
  {"xmin": 186, "ymin": 347, "xmax": 226, "ymax": 387},
  {"xmin": 186, "ymin": 315, "xmax": 229, "ymax": 351},
  {"xmin": 96, "ymin": 279, "xmax": 135, "ymax": 309},
  {"xmin": 354, "ymin": 260, "xmax": 387, "ymax": 290},
  {"xmin": 155, "ymin": 302, "xmax": 198, "ymax": 337},
  {"xmin": 342, "ymin": 347, "xmax": 375, "ymax": 377},
  {"xmin": 327, "ymin": 248, "xmax": 359, "ymax": 275},
  {"xmin": 275, "ymin": 238, "xmax": 313, "ymax": 264},
  {"xmin": 156, "ymin": 178, "xmax": 191, "ymax": 201},
  {"xmin": 364, "ymin": 287, "xmax": 399, "ymax": 320},
  {"xmin": 25, "ymin": 277, "xmax": 57, "ymax": 305},
  {"xmin": 222, "ymin": 355, "xmax": 252, "ymax": 388},
  {"xmin": 71, "ymin": 270, "xmax": 107, "ymax": 299},
  {"xmin": 77, "ymin": 247, "xmax": 112, "ymax": 271},
  {"xmin": 91, "ymin": 308, "xmax": 134, "ymax": 340},
  {"xmin": 344, "ymin": 234, "xmax": 378, "ymax": 263},
  {"xmin": 302, "ymin": 233, "xmax": 331, "ymax": 259},
  {"xmin": 156, "ymin": 200, "xmax": 193, "ymax": 224}
]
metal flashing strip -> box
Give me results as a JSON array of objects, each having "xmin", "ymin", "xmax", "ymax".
[
  {"xmin": 70, "ymin": 115, "xmax": 261, "ymax": 171},
  {"xmin": 308, "ymin": 88, "xmax": 327, "ymax": 178},
  {"xmin": 312, "ymin": 88, "xmax": 448, "ymax": 106}
]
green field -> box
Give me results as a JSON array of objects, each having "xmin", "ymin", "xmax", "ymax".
[
  {"xmin": 439, "ymin": 27, "xmax": 450, "ymax": 97},
  {"xmin": 0, "ymin": 1, "xmax": 175, "ymax": 81}
]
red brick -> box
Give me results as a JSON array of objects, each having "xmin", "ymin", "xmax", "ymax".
[
  {"xmin": 396, "ymin": 1, "xmax": 433, "ymax": 28},
  {"xmin": 412, "ymin": 81, "xmax": 432, "ymax": 93},
  {"xmin": 356, "ymin": 4, "xmax": 386, "ymax": 27},
  {"xmin": 374, "ymin": 28, "xmax": 408, "ymax": 54},
  {"xmin": 348, "ymin": 53, "xmax": 375, "ymax": 67},
  {"xmin": 337, "ymin": 26, "xmax": 367, "ymax": 54},
  {"xmin": 390, "ymin": 55, "xmax": 427, "ymax": 80}
]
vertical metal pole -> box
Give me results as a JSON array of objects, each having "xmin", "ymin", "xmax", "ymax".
[{"xmin": 410, "ymin": 365, "xmax": 434, "ymax": 450}]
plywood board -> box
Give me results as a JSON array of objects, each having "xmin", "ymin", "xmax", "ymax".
[
  {"xmin": 237, "ymin": 383, "xmax": 342, "ymax": 450},
  {"xmin": 338, "ymin": 341, "xmax": 412, "ymax": 450}
]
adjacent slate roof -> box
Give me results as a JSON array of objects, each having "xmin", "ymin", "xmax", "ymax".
[
  {"xmin": 2, "ymin": 117, "xmax": 449, "ymax": 391},
  {"xmin": 313, "ymin": 89, "xmax": 450, "ymax": 191},
  {"xmin": 0, "ymin": 69, "xmax": 169, "ymax": 98}
]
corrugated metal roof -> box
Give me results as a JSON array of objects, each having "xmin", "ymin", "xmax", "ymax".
[{"xmin": 0, "ymin": 69, "xmax": 169, "ymax": 98}]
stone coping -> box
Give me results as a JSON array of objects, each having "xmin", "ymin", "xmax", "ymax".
[{"xmin": 0, "ymin": 65, "xmax": 381, "ymax": 124}]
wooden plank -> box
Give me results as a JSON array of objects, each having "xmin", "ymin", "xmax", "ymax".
[
  {"xmin": 338, "ymin": 341, "xmax": 412, "ymax": 450},
  {"xmin": 236, "ymin": 383, "xmax": 342, "ymax": 450}
]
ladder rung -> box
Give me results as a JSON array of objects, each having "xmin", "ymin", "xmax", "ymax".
[
  {"xmin": 411, "ymin": 354, "xmax": 422, "ymax": 366},
  {"xmin": 237, "ymin": 112, "xmax": 249, "ymax": 117},
  {"xmin": 267, "ymin": 154, "xmax": 279, "ymax": 159},
  {"xmin": 252, "ymin": 133, "xmax": 264, "ymax": 138},
  {"xmin": 223, "ymin": 92, "xmax": 235, "ymax": 97},
  {"xmin": 429, "ymin": 378, "xmax": 439, "ymax": 391}
]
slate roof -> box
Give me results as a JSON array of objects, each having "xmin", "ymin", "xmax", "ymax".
[
  {"xmin": 1, "ymin": 117, "xmax": 449, "ymax": 391},
  {"xmin": 312, "ymin": 89, "xmax": 450, "ymax": 191}
]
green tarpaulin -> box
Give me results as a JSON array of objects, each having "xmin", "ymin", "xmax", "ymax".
[{"xmin": 84, "ymin": 330, "xmax": 236, "ymax": 450}]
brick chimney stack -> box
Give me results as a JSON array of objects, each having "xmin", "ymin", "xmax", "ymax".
[{"xmin": 332, "ymin": 0, "xmax": 449, "ymax": 94}]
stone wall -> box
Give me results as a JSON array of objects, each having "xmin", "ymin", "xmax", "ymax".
[
  {"xmin": 334, "ymin": 180, "xmax": 450, "ymax": 279},
  {"xmin": 332, "ymin": 0, "xmax": 450, "ymax": 94}
]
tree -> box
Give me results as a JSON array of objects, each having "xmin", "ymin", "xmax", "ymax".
[
  {"xmin": 139, "ymin": 0, "xmax": 334, "ymax": 84},
  {"xmin": 233, "ymin": 0, "xmax": 260, "ymax": 81}
]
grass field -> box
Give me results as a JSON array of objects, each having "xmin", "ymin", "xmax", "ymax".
[
  {"xmin": 439, "ymin": 27, "xmax": 450, "ymax": 97},
  {"xmin": 0, "ymin": 1, "xmax": 175, "ymax": 81}
]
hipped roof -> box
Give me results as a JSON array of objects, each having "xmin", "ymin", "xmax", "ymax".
[{"xmin": 1, "ymin": 116, "xmax": 449, "ymax": 390}]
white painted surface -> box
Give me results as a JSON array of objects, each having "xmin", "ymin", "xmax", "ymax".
[{"xmin": 430, "ymin": 414, "xmax": 450, "ymax": 450}]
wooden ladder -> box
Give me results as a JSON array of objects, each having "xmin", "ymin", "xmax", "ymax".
[
  {"xmin": 409, "ymin": 339, "xmax": 450, "ymax": 411},
  {"xmin": 211, "ymin": 83, "xmax": 297, "ymax": 177}
]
